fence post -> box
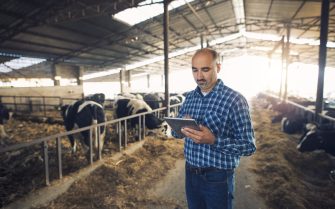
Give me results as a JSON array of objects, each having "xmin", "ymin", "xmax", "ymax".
[
  {"xmin": 43, "ymin": 141, "xmax": 50, "ymax": 186},
  {"xmin": 97, "ymin": 125, "xmax": 102, "ymax": 161},
  {"xmin": 138, "ymin": 116, "xmax": 142, "ymax": 141},
  {"xmin": 143, "ymin": 115, "xmax": 146, "ymax": 140},
  {"xmin": 89, "ymin": 128, "xmax": 93, "ymax": 165},
  {"xmin": 124, "ymin": 119, "xmax": 127, "ymax": 148},
  {"xmin": 118, "ymin": 121, "xmax": 122, "ymax": 151},
  {"xmin": 56, "ymin": 136, "xmax": 62, "ymax": 179}
]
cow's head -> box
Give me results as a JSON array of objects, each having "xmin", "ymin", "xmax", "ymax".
[
  {"xmin": 157, "ymin": 121, "xmax": 172, "ymax": 138},
  {"xmin": 60, "ymin": 105, "xmax": 69, "ymax": 119},
  {"xmin": 297, "ymin": 130, "xmax": 323, "ymax": 152},
  {"xmin": 146, "ymin": 120, "xmax": 172, "ymax": 138}
]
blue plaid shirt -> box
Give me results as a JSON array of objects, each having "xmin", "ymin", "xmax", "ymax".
[{"xmin": 173, "ymin": 79, "xmax": 256, "ymax": 169}]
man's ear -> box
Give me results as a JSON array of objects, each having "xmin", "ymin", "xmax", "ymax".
[{"xmin": 216, "ymin": 63, "xmax": 221, "ymax": 73}]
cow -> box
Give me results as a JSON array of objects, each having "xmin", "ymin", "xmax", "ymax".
[
  {"xmin": 297, "ymin": 125, "xmax": 335, "ymax": 181},
  {"xmin": 85, "ymin": 93, "xmax": 105, "ymax": 106},
  {"xmin": 61, "ymin": 100, "xmax": 106, "ymax": 157},
  {"xmin": 143, "ymin": 93, "xmax": 162, "ymax": 110},
  {"xmin": 117, "ymin": 93, "xmax": 143, "ymax": 100},
  {"xmin": 281, "ymin": 116, "xmax": 306, "ymax": 134},
  {"xmin": 114, "ymin": 98, "xmax": 170, "ymax": 137},
  {"xmin": 0, "ymin": 104, "xmax": 12, "ymax": 139},
  {"xmin": 297, "ymin": 128, "xmax": 335, "ymax": 156}
]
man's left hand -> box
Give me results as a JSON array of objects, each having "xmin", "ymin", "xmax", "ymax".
[{"xmin": 181, "ymin": 125, "xmax": 215, "ymax": 144}]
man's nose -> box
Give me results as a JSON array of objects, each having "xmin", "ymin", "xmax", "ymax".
[{"xmin": 196, "ymin": 71, "xmax": 203, "ymax": 79}]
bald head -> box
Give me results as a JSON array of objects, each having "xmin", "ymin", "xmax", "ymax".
[
  {"xmin": 191, "ymin": 48, "xmax": 221, "ymax": 93},
  {"xmin": 192, "ymin": 48, "xmax": 220, "ymax": 65}
]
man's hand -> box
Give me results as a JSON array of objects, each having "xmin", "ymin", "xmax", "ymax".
[{"xmin": 181, "ymin": 125, "xmax": 216, "ymax": 144}]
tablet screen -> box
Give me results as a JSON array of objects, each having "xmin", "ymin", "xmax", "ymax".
[{"xmin": 164, "ymin": 117, "xmax": 200, "ymax": 137}]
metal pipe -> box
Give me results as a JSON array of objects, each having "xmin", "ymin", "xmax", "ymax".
[
  {"xmin": 124, "ymin": 119, "xmax": 128, "ymax": 148},
  {"xmin": 315, "ymin": 0, "xmax": 330, "ymax": 121},
  {"xmin": 43, "ymin": 141, "xmax": 50, "ymax": 186},
  {"xmin": 164, "ymin": 0, "xmax": 170, "ymax": 117},
  {"xmin": 89, "ymin": 128, "xmax": 93, "ymax": 165},
  {"xmin": 138, "ymin": 116, "xmax": 142, "ymax": 141},
  {"xmin": 97, "ymin": 125, "xmax": 101, "ymax": 160},
  {"xmin": 283, "ymin": 24, "xmax": 291, "ymax": 102},
  {"xmin": 56, "ymin": 136, "xmax": 62, "ymax": 179},
  {"xmin": 118, "ymin": 121, "xmax": 122, "ymax": 151}
]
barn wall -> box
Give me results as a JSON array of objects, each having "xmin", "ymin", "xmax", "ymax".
[{"xmin": 0, "ymin": 86, "xmax": 83, "ymax": 111}]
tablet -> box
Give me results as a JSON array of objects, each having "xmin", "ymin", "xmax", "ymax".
[{"xmin": 164, "ymin": 117, "xmax": 200, "ymax": 137}]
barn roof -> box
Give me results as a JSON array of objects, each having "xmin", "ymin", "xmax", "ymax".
[{"xmin": 0, "ymin": 0, "xmax": 334, "ymax": 80}]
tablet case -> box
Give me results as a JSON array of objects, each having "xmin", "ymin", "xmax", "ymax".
[{"xmin": 164, "ymin": 117, "xmax": 200, "ymax": 137}]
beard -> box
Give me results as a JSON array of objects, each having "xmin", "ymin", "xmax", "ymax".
[{"xmin": 196, "ymin": 79, "xmax": 208, "ymax": 89}]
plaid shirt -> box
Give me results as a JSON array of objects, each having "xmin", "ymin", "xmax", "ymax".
[{"xmin": 173, "ymin": 79, "xmax": 256, "ymax": 169}]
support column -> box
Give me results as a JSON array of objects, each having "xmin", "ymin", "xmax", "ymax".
[
  {"xmin": 283, "ymin": 25, "xmax": 291, "ymax": 102},
  {"xmin": 52, "ymin": 63, "xmax": 60, "ymax": 86},
  {"xmin": 315, "ymin": 0, "xmax": 329, "ymax": 121},
  {"xmin": 77, "ymin": 66, "xmax": 84, "ymax": 85},
  {"xmin": 163, "ymin": 0, "xmax": 171, "ymax": 116},
  {"xmin": 279, "ymin": 36, "xmax": 285, "ymax": 99}
]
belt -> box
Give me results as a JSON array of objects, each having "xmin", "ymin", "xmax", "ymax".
[{"xmin": 186, "ymin": 164, "xmax": 226, "ymax": 175}]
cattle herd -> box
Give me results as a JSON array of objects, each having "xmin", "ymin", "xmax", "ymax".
[
  {"xmin": 1, "ymin": 92, "xmax": 335, "ymax": 207},
  {"xmin": 0, "ymin": 91, "xmax": 186, "ymax": 207},
  {"xmin": 5, "ymin": 92, "xmax": 184, "ymax": 151},
  {"xmin": 258, "ymin": 93, "xmax": 335, "ymax": 181}
]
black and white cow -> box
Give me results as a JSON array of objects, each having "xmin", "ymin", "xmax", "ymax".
[
  {"xmin": 297, "ymin": 124, "xmax": 335, "ymax": 182},
  {"xmin": 281, "ymin": 116, "xmax": 306, "ymax": 134},
  {"xmin": 61, "ymin": 100, "xmax": 106, "ymax": 156},
  {"xmin": 0, "ymin": 104, "xmax": 12, "ymax": 139},
  {"xmin": 85, "ymin": 93, "xmax": 105, "ymax": 106},
  {"xmin": 143, "ymin": 93, "xmax": 162, "ymax": 110},
  {"xmin": 114, "ymin": 98, "xmax": 170, "ymax": 136},
  {"xmin": 297, "ymin": 128, "xmax": 335, "ymax": 156}
]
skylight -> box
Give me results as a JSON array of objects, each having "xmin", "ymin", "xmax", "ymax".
[
  {"xmin": 0, "ymin": 56, "xmax": 45, "ymax": 73},
  {"xmin": 113, "ymin": 0, "xmax": 195, "ymax": 26}
]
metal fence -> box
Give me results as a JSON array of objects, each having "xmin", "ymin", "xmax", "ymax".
[
  {"xmin": 0, "ymin": 103, "xmax": 181, "ymax": 187},
  {"xmin": 261, "ymin": 92, "xmax": 335, "ymax": 127}
]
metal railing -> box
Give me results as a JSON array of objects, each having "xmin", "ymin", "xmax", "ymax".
[
  {"xmin": 260, "ymin": 92, "xmax": 335, "ymax": 127},
  {"xmin": 0, "ymin": 103, "xmax": 182, "ymax": 187}
]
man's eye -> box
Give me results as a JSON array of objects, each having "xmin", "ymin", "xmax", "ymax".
[{"xmin": 192, "ymin": 69, "xmax": 198, "ymax": 72}]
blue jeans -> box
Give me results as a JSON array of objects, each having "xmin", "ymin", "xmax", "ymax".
[{"xmin": 185, "ymin": 164, "xmax": 235, "ymax": 209}]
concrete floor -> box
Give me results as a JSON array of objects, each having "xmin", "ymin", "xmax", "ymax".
[{"xmin": 150, "ymin": 157, "xmax": 267, "ymax": 209}]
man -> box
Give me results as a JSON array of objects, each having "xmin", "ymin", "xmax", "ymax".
[{"xmin": 172, "ymin": 48, "xmax": 256, "ymax": 209}]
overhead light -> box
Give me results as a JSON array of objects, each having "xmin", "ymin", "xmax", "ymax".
[{"xmin": 113, "ymin": 0, "xmax": 195, "ymax": 26}]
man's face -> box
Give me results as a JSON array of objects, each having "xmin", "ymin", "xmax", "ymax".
[{"xmin": 192, "ymin": 52, "xmax": 220, "ymax": 92}]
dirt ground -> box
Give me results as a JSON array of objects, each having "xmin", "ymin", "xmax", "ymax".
[
  {"xmin": 2, "ymin": 98, "xmax": 335, "ymax": 209},
  {"xmin": 32, "ymin": 137, "xmax": 185, "ymax": 209},
  {"xmin": 251, "ymin": 98, "xmax": 335, "ymax": 209}
]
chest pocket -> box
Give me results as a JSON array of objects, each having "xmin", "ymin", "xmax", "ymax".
[{"xmin": 203, "ymin": 111, "xmax": 229, "ymax": 138}]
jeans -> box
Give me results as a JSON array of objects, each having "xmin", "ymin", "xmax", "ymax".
[{"xmin": 185, "ymin": 164, "xmax": 235, "ymax": 209}]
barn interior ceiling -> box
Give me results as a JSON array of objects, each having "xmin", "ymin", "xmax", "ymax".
[{"xmin": 0, "ymin": 0, "xmax": 334, "ymax": 81}]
